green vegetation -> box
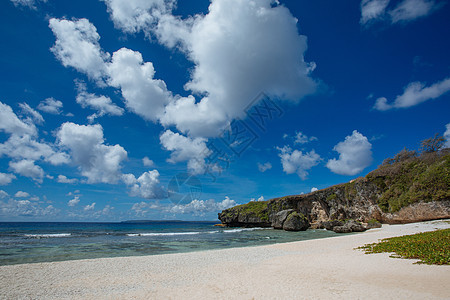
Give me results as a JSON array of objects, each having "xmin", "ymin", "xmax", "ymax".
[
  {"xmin": 326, "ymin": 193, "xmax": 337, "ymax": 201},
  {"xmin": 367, "ymin": 219, "xmax": 381, "ymax": 226},
  {"xmin": 231, "ymin": 200, "xmax": 269, "ymax": 222},
  {"xmin": 357, "ymin": 229, "xmax": 450, "ymax": 265},
  {"xmin": 366, "ymin": 135, "xmax": 449, "ymax": 213}
]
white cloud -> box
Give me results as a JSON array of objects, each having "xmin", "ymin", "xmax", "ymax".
[
  {"xmin": 84, "ymin": 202, "xmax": 96, "ymax": 211},
  {"xmin": 49, "ymin": 18, "xmax": 110, "ymax": 83},
  {"xmin": 37, "ymin": 98, "xmax": 63, "ymax": 115},
  {"xmin": 102, "ymin": 0, "xmax": 175, "ymax": 34},
  {"xmin": 0, "ymin": 101, "xmax": 70, "ymax": 176},
  {"xmin": 250, "ymin": 196, "xmax": 265, "ymax": 202},
  {"xmin": 57, "ymin": 122, "xmax": 127, "ymax": 184},
  {"xmin": 360, "ymin": 0, "xmax": 390, "ymax": 24},
  {"xmin": 311, "ymin": 187, "xmax": 318, "ymax": 192},
  {"xmin": 52, "ymin": 6, "xmax": 316, "ymax": 141},
  {"xmin": 0, "ymin": 134, "xmax": 70, "ymax": 166},
  {"xmin": 257, "ymin": 162, "xmax": 272, "ymax": 173},
  {"xmin": 0, "ymin": 198, "xmax": 59, "ymax": 217},
  {"xmin": 9, "ymin": 159, "xmax": 45, "ymax": 183},
  {"xmin": 107, "ymin": 48, "xmax": 172, "ymax": 122},
  {"xmin": 0, "ymin": 101, "xmax": 36, "ymax": 136},
  {"xmin": 0, "ymin": 173, "xmax": 16, "ymax": 185},
  {"xmin": 142, "ymin": 157, "xmax": 154, "ymax": 167},
  {"xmin": 57, "ymin": 175, "xmax": 78, "ymax": 184},
  {"xmin": 444, "ymin": 123, "xmax": 450, "ymax": 148},
  {"xmin": 0, "ymin": 190, "xmax": 8, "ymax": 198},
  {"xmin": 326, "ymin": 130, "xmax": 373, "ymax": 176},
  {"xmin": 360, "ymin": 0, "xmax": 443, "ymax": 26},
  {"xmin": 294, "ymin": 131, "xmax": 318, "ymax": 144},
  {"xmin": 14, "ymin": 191, "xmax": 30, "ymax": 198},
  {"xmin": 160, "ymin": 129, "xmax": 211, "ymax": 174},
  {"xmin": 169, "ymin": 196, "xmax": 236, "ymax": 216},
  {"xmin": 160, "ymin": 0, "xmax": 317, "ymax": 137},
  {"xmin": 19, "ymin": 103, "xmax": 44, "ymax": 125},
  {"xmin": 75, "ymin": 81, "xmax": 124, "ymax": 122},
  {"xmin": 389, "ymin": 0, "xmax": 441, "ymax": 23},
  {"xmin": 123, "ymin": 170, "xmax": 165, "ymax": 199},
  {"xmin": 373, "ymin": 77, "xmax": 450, "ymax": 110},
  {"xmin": 277, "ymin": 146, "xmax": 321, "ymax": 180},
  {"xmin": 9, "ymin": 0, "xmax": 47, "ymax": 9},
  {"xmin": 68, "ymin": 196, "xmax": 80, "ymax": 207}
]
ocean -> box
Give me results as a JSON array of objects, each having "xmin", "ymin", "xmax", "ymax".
[{"xmin": 0, "ymin": 221, "xmax": 341, "ymax": 266}]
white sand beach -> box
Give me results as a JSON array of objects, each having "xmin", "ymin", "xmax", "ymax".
[{"xmin": 0, "ymin": 220, "xmax": 449, "ymax": 300}]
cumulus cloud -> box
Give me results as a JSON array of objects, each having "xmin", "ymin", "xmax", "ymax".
[
  {"xmin": 0, "ymin": 134, "xmax": 70, "ymax": 166},
  {"xmin": 0, "ymin": 173, "xmax": 16, "ymax": 185},
  {"xmin": 9, "ymin": 159, "xmax": 45, "ymax": 183},
  {"xmin": 311, "ymin": 187, "xmax": 318, "ymax": 192},
  {"xmin": 142, "ymin": 157, "xmax": 154, "ymax": 167},
  {"xmin": 14, "ymin": 191, "xmax": 30, "ymax": 198},
  {"xmin": 0, "ymin": 101, "xmax": 36, "ymax": 136},
  {"xmin": 294, "ymin": 131, "xmax": 318, "ymax": 144},
  {"xmin": 250, "ymin": 196, "xmax": 265, "ymax": 202},
  {"xmin": 57, "ymin": 175, "xmax": 78, "ymax": 184},
  {"xmin": 161, "ymin": 0, "xmax": 317, "ymax": 137},
  {"xmin": 68, "ymin": 196, "xmax": 80, "ymax": 207},
  {"xmin": 169, "ymin": 196, "xmax": 236, "ymax": 216},
  {"xmin": 19, "ymin": 103, "xmax": 44, "ymax": 125},
  {"xmin": 373, "ymin": 77, "xmax": 450, "ymax": 111},
  {"xmin": 37, "ymin": 98, "xmax": 64, "ymax": 115},
  {"xmin": 122, "ymin": 170, "xmax": 165, "ymax": 199},
  {"xmin": 326, "ymin": 130, "xmax": 373, "ymax": 176},
  {"xmin": 160, "ymin": 130, "xmax": 211, "ymax": 174},
  {"xmin": 75, "ymin": 81, "xmax": 124, "ymax": 122},
  {"xmin": 444, "ymin": 123, "xmax": 450, "ymax": 148},
  {"xmin": 84, "ymin": 202, "xmax": 96, "ymax": 211},
  {"xmin": 0, "ymin": 198, "xmax": 59, "ymax": 217},
  {"xmin": 131, "ymin": 201, "xmax": 162, "ymax": 216},
  {"xmin": 102, "ymin": 0, "xmax": 175, "ymax": 34},
  {"xmin": 51, "ymin": 4, "xmax": 317, "ymax": 141},
  {"xmin": 277, "ymin": 146, "xmax": 321, "ymax": 180},
  {"xmin": 360, "ymin": 0, "xmax": 443, "ymax": 26},
  {"xmin": 49, "ymin": 18, "xmax": 110, "ymax": 83},
  {"xmin": 57, "ymin": 122, "xmax": 127, "ymax": 184},
  {"xmin": 0, "ymin": 101, "xmax": 70, "ymax": 184},
  {"xmin": 257, "ymin": 162, "xmax": 272, "ymax": 173},
  {"xmin": 107, "ymin": 48, "xmax": 172, "ymax": 122}
]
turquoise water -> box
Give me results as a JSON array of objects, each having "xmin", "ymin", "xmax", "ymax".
[{"xmin": 0, "ymin": 221, "xmax": 340, "ymax": 265}]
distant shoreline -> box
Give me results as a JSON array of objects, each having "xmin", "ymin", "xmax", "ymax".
[{"xmin": 1, "ymin": 220, "xmax": 448, "ymax": 299}]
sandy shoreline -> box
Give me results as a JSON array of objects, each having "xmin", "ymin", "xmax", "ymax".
[{"xmin": 0, "ymin": 220, "xmax": 449, "ymax": 299}]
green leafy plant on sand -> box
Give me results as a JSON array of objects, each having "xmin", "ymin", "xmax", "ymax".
[{"xmin": 357, "ymin": 229, "xmax": 450, "ymax": 265}]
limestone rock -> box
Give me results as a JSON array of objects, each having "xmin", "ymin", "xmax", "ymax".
[
  {"xmin": 333, "ymin": 225, "xmax": 352, "ymax": 233},
  {"xmin": 282, "ymin": 211, "xmax": 309, "ymax": 231},
  {"xmin": 271, "ymin": 209, "xmax": 295, "ymax": 229},
  {"xmin": 322, "ymin": 220, "xmax": 344, "ymax": 231}
]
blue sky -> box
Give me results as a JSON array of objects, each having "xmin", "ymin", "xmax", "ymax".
[{"xmin": 0, "ymin": 0, "xmax": 449, "ymax": 222}]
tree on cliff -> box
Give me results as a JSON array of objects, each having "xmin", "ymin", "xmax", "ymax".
[{"xmin": 420, "ymin": 133, "xmax": 446, "ymax": 153}]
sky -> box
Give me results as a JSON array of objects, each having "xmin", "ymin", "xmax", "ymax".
[{"xmin": 0, "ymin": 0, "xmax": 449, "ymax": 222}]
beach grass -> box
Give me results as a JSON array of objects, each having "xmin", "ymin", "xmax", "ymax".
[{"xmin": 357, "ymin": 228, "xmax": 450, "ymax": 265}]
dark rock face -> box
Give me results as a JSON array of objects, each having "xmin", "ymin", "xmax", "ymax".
[
  {"xmin": 333, "ymin": 226, "xmax": 352, "ymax": 233},
  {"xmin": 218, "ymin": 176, "xmax": 450, "ymax": 231},
  {"xmin": 271, "ymin": 209, "xmax": 295, "ymax": 229},
  {"xmin": 282, "ymin": 212, "xmax": 309, "ymax": 231},
  {"xmin": 321, "ymin": 220, "xmax": 344, "ymax": 231}
]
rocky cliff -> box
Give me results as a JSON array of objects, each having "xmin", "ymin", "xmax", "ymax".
[{"xmin": 218, "ymin": 150, "xmax": 450, "ymax": 231}]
